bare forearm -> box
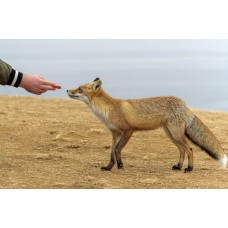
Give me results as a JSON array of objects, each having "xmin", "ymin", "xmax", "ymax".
[{"xmin": 1, "ymin": 59, "xmax": 61, "ymax": 95}]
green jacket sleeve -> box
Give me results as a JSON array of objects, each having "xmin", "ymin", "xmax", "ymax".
[{"xmin": 0, "ymin": 59, "xmax": 23, "ymax": 87}]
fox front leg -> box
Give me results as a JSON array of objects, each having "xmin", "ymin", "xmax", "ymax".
[
  {"xmin": 101, "ymin": 133, "xmax": 118, "ymax": 171},
  {"xmin": 115, "ymin": 132, "xmax": 126, "ymax": 169},
  {"xmin": 114, "ymin": 130, "xmax": 133, "ymax": 169},
  {"xmin": 101, "ymin": 131, "xmax": 126, "ymax": 170},
  {"xmin": 101, "ymin": 130, "xmax": 133, "ymax": 171}
]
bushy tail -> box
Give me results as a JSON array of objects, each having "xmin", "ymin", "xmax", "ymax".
[{"xmin": 185, "ymin": 116, "xmax": 227, "ymax": 169}]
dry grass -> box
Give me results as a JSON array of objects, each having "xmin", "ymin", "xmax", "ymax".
[{"xmin": 1, "ymin": 95, "xmax": 228, "ymax": 189}]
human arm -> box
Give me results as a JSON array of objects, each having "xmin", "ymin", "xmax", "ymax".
[
  {"xmin": 0, "ymin": 59, "xmax": 22, "ymax": 87},
  {"xmin": 19, "ymin": 75, "xmax": 61, "ymax": 95},
  {"xmin": 0, "ymin": 59, "xmax": 61, "ymax": 95}
]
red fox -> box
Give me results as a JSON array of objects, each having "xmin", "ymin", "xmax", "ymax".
[{"xmin": 67, "ymin": 78, "xmax": 227, "ymax": 172}]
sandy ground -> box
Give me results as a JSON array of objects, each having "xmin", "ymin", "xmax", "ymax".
[{"xmin": 1, "ymin": 95, "xmax": 228, "ymax": 189}]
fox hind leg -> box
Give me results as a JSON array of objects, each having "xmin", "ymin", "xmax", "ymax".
[
  {"xmin": 164, "ymin": 126, "xmax": 185, "ymax": 170},
  {"xmin": 184, "ymin": 145, "xmax": 193, "ymax": 172},
  {"xmin": 174, "ymin": 142, "xmax": 193, "ymax": 173},
  {"xmin": 164, "ymin": 124, "xmax": 193, "ymax": 172},
  {"xmin": 172, "ymin": 148, "xmax": 185, "ymax": 170}
]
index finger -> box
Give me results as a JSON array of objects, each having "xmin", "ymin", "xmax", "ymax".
[
  {"xmin": 42, "ymin": 80, "xmax": 61, "ymax": 88},
  {"xmin": 52, "ymin": 85, "xmax": 62, "ymax": 89}
]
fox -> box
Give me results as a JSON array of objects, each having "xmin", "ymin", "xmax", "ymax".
[{"xmin": 67, "ymin": 78, "xmax": 227, "ymax": 172}]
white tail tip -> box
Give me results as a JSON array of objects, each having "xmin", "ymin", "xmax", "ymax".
[{"xmin": 217, "ymin": 155, "xmax": 227, "ymax": 169}]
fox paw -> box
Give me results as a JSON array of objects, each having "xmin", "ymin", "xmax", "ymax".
[
  {"xmin": 184, "ymin": 167, "xmax": 193, "ymax": 173},
  {"xmin": 101, "ymin": 166, "xmax": 112, "ymax": 171},
  {"xmin": 117, "ymin": 163, "xmax": 123, "ymax": 169},
  {"xmin": 172, "ymin": 165, "xmax": 181, "ymax": 170}
]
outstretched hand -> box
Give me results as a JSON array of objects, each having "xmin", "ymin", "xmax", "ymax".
[{"xmin": 19, "ymin": 75, "xmax": 61, "ymax": 95}]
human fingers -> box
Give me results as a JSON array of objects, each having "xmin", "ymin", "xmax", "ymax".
[
  {"xmin": 52, "ymin": 85, "xmax": 62, "ymax": 89},
  {"xmin": 40, "ymin": 85, "xmax": 56, "ymax": 91},
  {"xmin": 42, "ymin": 80, "xmax": 61, "ymax": 89}
]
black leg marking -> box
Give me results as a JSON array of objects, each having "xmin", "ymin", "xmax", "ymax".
[
  {"xmin": 115, "ymin": 132, "xmax": 126, "ymax": 169},
  {"xmin": 101, "ymin": 166, "xmax": 112, "ymax": 171},
  {"xmin": 184, "ymin": 166, "xmax": 193, "ymax": 173},
  {"xmin": 172, "ymin": 164, "xmax": 182, "ymax": 170}
]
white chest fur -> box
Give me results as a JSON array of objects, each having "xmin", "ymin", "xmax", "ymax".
[
  {"xmin": 88, "ymin": 103, "xmax": 109, "ymax": 123},
  {"xmin": 87, "ymin": 103, "xmax": 119, "ymax": 132}
]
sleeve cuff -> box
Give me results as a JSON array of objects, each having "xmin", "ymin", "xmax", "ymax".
[{"xmin": 7, "ymin": 69, "xmax": 23, "ymax": 87}]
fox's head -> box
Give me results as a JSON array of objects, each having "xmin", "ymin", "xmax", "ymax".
[{"xmin": 67, "ymin": 78, "xmax": 102, "ymax": 103}]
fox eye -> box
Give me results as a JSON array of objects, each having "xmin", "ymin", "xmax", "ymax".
[{"xmin": 78, "ymin": 87, "xmax": 83, "ymax": 92}]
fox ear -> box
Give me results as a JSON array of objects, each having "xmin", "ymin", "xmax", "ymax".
[
  {"xmin": 91, "ymin": 79, "xmax": 102, "ymax": 92},
  {"xmin": 93, "ymin": 77, "xmax": 100, "ymax": 82}
]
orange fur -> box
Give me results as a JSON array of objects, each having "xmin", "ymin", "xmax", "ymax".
[{"xmin": 67, "ymin": 78, "xmax": 227, "ymax": 172}]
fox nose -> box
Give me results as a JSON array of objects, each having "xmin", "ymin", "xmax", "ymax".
[{"xmin": 67, "ymin": 90, "xmax": 69, "ymax": 92}]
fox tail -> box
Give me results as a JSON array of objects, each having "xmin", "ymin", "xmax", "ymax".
[{"xmin": 185, "ymin": 116, "xmax": 227, "ymax": 169}]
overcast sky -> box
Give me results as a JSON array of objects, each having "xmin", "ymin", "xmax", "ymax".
[{"xmin": 1, "ymin": 39, "xmax": 228, "ymax": 111}]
